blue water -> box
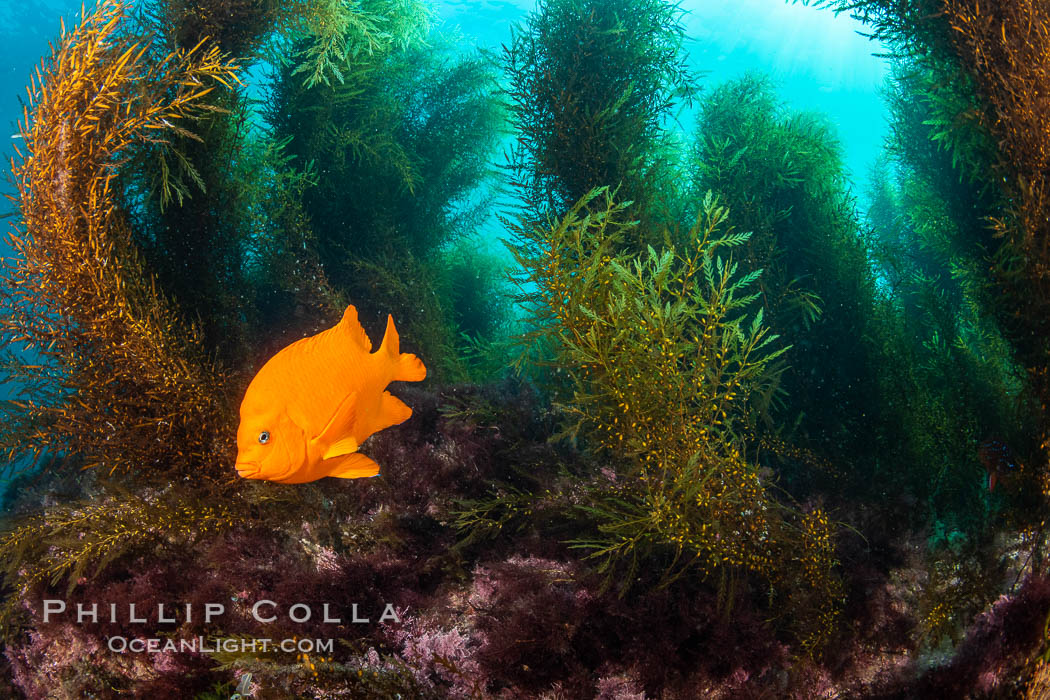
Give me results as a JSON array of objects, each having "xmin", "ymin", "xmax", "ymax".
[
  {"xmin": 0, "ymin": 0, "xmax": 86, "ymax": 204},
  {"xmin": 0, "ymin": 0, "xmax": 893, "ymax": 408},
  {"xmin": 436, "ymin": 0, "xmax": 889, "ymax": 183},
  {"xmin": 1, "ymin": 1, "xmax": 888, "ymax": 199}
]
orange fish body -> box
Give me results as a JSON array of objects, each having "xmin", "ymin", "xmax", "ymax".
[{"xmin": 235, "ymin": 305, "xmax": 426, "ymax": 483}]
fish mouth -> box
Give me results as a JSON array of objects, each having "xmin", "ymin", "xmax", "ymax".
[{"xmin": 235, "ymin": 462, "xmax": 259, "ymax": 479}]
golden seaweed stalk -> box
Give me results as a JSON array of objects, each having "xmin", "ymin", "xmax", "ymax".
[{"xmin": 1, "ymin": 0, "xmax": 240, "ymax": 481}]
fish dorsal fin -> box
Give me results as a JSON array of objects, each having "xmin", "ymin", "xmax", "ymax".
[
  {"xmin": 379, "ymin": 314, "xmax": 400, "ymax": 357},
  {"xmin": 380, "ymin": 314, "xmax": 428, "ymax": 383},
  {"xmin": 315, "ymin": 390, "xmax": 358, "ymax": 445},
  {"xmin": 339, "ymin": 305, "xmax": 372, "ymax": 352},
  {"xmin": 325, "ymin": 453, "xmax": 380, "ymax": 479}
]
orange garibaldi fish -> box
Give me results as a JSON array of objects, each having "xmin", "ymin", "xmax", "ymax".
[{"xmin": 235, "ymin": 305, "xmax": 427, "ymax": 483}]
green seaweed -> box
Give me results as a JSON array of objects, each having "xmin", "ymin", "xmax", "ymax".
[
  {"xmin": 264, "ymin": 32, "xmax": 505, "ymax": 378},
  {"xmin": 508, "ymin": 187, "xmax": 842, "ymax": 648},
  {"xmin": 689, "ymin": 74, "xmax": 882, "ymax": 491},
  {"xmin": 503, "ymin": 0, "xmax": 696, "ymax": 235}
]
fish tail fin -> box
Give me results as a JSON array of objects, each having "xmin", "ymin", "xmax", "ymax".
[
  {"xmin": 381, "ymin": 314, "xmax": 427, "ymax": 382},
  {"xmin": 396, "ymin": 353, "xmax": 427, "ymax": 383}
]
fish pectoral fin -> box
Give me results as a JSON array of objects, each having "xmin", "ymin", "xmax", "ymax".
[
  {"xmin": 325, "ymin": 453, "xmax": 380, "ymax": 479},
  {"xmin": 315, "ymin": 391, "xmax": 358, "ymax": 445},
  {"xmin": 323, "ymin": 435, "xmax": 359, "ymax": 460}
]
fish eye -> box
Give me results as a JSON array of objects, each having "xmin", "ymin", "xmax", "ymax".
[{"xmin": 258, "ymin": 431, "xmax": 271, "ymax": 445}]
